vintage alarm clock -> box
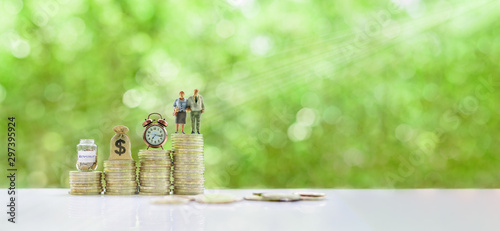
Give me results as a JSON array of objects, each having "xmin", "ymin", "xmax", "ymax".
[{"xmin": 142, "ymin": 113, "xmax": 168, "ymax": 149}]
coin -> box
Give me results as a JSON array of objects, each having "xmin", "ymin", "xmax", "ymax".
[
  {"xmin": 69, "ymin": 192, "xmax": 102, "ymax": 195},
  {"xmin": 138, "ymin": 154, "xmax": 170, "ymax": 157},
  {"xmin": 104, "ymin": 187, "xmax": 137, "ymax": 190},
  {"xmin": 173, "ymin": 164, "xmax": 204, "ymax": 168},
  {"xmin": 172, "ymin": 144, "xmax": 204, "ymax": 147},
  {"xmin": 105, "ymin": 185, "xmax": 137, "ymax": 189},
  {"xmin": 69, "ymin": 171, "xmax": 102, "ymax": 175},
  {"xmin": 105, "ymin": 184, "xmax": 137, "ymax": 188},
  {"xmin": 140, "ymin": 160, "xmax": 171, "ymax": 165},
  {"xmin": 104, "ymin": 172, "xmax": 136, "ymax": 177},
  {"xmin": 173, "ymin": 142, "xmax": 203, "ymax": 145},
  {"xmin": 299, "ymin": 196, "xmax": 327, "ymax": 201},
  {"xmin": 105, "ymin": 189, "xmax": 137, "ymax": 193},
  {"xmin": 104, "ymin": 169, "xmax": 137, "ymax": 173},
  {"xmin": 260, "ymin": 193, "xmax": 301, "ymax": 202},
  {"xmin": 172, "ymin": 191, "xmax": 204, "ymax": 195},
  {"xmin": 69, "ymin": 171, "xmax": 104, "ymax": 195},
  {"xmin": 172, "ymin": 156, "xmax": 204, "ymax": 160},
  {"xmin": 170, "ymin": 135, "xmax": 204, "ymax": 195},
  {"xmin": 70, "ymin": 186, "xmax": 104, "ymax": 190},
  {"xmin": 171, "ymin": 135, "xmax": 203, "ymax": 138},
  {"xmin": 139, "ymin": 189, "xmax": 170, "ymax": 195},
  {"xmin": 172, "ymin": 171, "xmax": 203, "ymax": 174},
  {"xmin": 172, "ymin": 190, "xmax": 204, "ymax": 193},
  {"xmin": 140, "ymin": 183, "xmax": 170, "ymax": 188},
  {"xmin": 70, "ymin": 190, "xmax": 103, "ymax": 194},
  {"xmin": 195, "ymin": 194, "xmax": 241, "ymax": 204},
  {"xmin": 139, "ymin": 149, "xmax": 171, "ymax": 152},
  {"xmin": 173, "ymin": 186, "xmax": 204, "ymax": 190},
  {"xmin": 173, "ymin": 182, "xmax": 204, "ymax": 186},
  {"xmin": 172, "ymin": 176, "xmax": 204, "ymax": 180},
  {"xmin": 70, "ymin": 183, "xmax": 102, "ymax": 187},
  {"xmin": 139, "ymin": 192, "xmax": 168, "ymax": 196},
  {"xmin": 140, "ymin": 185, "xmax": 170, "ymax": 191},
  {"xmin": 103, "ymin": 163, "xmax": 136, "ymax": 167},
  {"xmin": 139, "ymin": 173, "xmax": 170, "ymax": 177},
  {"xmin": 69, "ymin": 179, "xmax": 101, "ymax": 181},
  {"xmin": 69, "ymin": 180, "xmax": 102, "ymax": 184},
  {"xmin": 173, "ymin": 167, "xmax": 205, "ymax": 171},
  {"xmin": 69, "ymin": 175, "xmax": 102, "ymax": 178},
  {"xmin": 173, "ymin": 171, "xmax": 204, "ymax": 175},
  {"xmin": 173, "ymin": 162, "xmax": 203, "ymax": 166},
  {"xmin": 173, "ymin": 183, "xmax": 204, "ymax": 187},
  {"xmin": 244, "ymin": 195, "xmax": 264, "ymax": 201},
  {"xmin": 139, "ymin": 180, "xmax": 170, "ymax": 184},
  {"xmin": 172, "ymin": 154, "xmax": 204, "ymax": 157},
  {"xmin": 103, "ymin": 161, "xmax": 138, "ymax": 195},
  {"xmin": 172, "ymin": 149, "xmax": 204, "ymax": 153},
  {"xmin": 173, "ymin": 179, "xmax": 204, "ymax": 184},
  {"xmin": 172, "ymin": 159, "xmax": 204, "ymax": 162},
  {"xmin": 139, "ymin": 176, "xmax": 170, "ymax": 180},
  {"xmin": 139, "ymin": 170, "xmax": 170, "ymax": 174},
  {"xmin": 104, "ymin": 160, "xmax": 136, "ymax": 163},
  {"xmin": 172, "ymin": 139, "xmax": 203, "ymax": 142},
  {"xmin": 172, "ymin": 157, "xmax": 203, "ymax": 160},
  {"xmin": 105, "ymin": 182, "xmax": 138, "ymax": 187},
  {"xmin": 104, "ymin": 178, "xmax": 137, "ymax": 182},
  {"xmin": 69, "ymin": 177, "xmax": 102, "ymax": 181},
  {"xmin": 104, "ymin": 162, "xmax": 136, "ymax": 167},
  {"xmin": 293, "ymin": 192, "xmax": 326, "ymax": 197},
  {"xmin": 139, "ymin": 166, "xmax": 171, "ymax": 169},
  {"xmin": 105, "ymin": 191, "xmax": 137, "ymax": 195}
]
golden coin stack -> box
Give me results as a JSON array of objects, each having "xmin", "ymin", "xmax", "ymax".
[
  {"xmin": 69, "ymin": 171, "xmax": 103, "ymax": 195},
  {"xmin": 172, "ymin": 134, "xmax": 205, "ymax": 195},
  {"xmin": 138, "ymin": 149, "xmax": 172, "ymax": 195},
  {"xmin": 103, "ymin": 160, "xmax": 138, "ymax": 195}
]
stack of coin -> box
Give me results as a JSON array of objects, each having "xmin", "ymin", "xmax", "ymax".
[
  {"xmin": 171, "ymin": 134, "xmax": 205, "ymax": 195},
  {"xmin": 103, "ymin": 160, "xmax": 138, "ymax": 195},
  {"xmin": 138, "ymin": 149, "xmax": 172, "ymax": 195},
  {"xmin": 69, "ymin": 171, "xmax": 103, "ymax": 195}
]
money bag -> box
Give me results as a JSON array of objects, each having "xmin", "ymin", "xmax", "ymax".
[{"xmin": 109, "ymin": 125, "xmax": 132, "ymax": 160}]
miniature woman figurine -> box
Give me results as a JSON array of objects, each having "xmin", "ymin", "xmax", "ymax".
[{"xmin": 172, "ymin": 91, "xmax": 188, "ymax": 134}]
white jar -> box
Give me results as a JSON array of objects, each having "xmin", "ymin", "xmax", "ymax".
[{"xmin": 76, "ymin": 139, "xmax": 98, "ymax": 171}]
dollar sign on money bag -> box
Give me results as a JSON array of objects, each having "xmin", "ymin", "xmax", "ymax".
[
  {"xmin": 114, "ymin": 139, "xmax": 126, "ymax": 156},
  {"xmin": 109, "ymin": 125, "xmax": 132, "ymax": 160}
]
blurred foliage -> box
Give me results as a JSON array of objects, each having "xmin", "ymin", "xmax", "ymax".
[{"xmin": 1, "ymin": 0, "xmax": 499, "ymax": 188}]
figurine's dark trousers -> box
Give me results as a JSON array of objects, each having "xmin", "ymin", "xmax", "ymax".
[{"xmin": 190, "ymin": 111, "xmax": 202, "ymax": 133}]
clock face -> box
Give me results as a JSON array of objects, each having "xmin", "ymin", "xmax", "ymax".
[{"xmin": 145, "ymin": 125, "xmax": 166, "ymax": 146}]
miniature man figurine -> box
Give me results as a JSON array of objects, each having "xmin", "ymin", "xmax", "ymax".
[
  {"xmin": 173, "ymin": 91, "xmax": 188, "ymax": 134},
  {"xmin": 186, "ymin": 89, "xmax": 205, "ymax": 134}
]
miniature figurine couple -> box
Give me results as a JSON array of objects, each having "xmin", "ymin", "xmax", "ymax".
[{"xmin": 172, "ymin": 89, "xmax": 205, "ymax": 134}]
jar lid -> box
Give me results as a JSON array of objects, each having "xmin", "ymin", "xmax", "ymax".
[{"xmin": 79, "ymin": 139, "xmax": 95, "ymax": 144}]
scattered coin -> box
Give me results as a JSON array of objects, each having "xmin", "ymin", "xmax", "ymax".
[
  {"xmin": 293, "ymin": 192, "xmax": 326, "ymax": 197},
  {"xmin": 244, "ymin": 195, "xmax": 264, "ymax": 201},
  {"xmin": 261, "ymin": 193, "xmax": 301, "ymax": 202},
  {"xmin": 299, "ymin": 196, "xmax": 327, "ymax": 201}
]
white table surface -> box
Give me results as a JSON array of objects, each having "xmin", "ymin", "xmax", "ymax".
[{"xmin": 1, "ymin": 189, "xmax": 499, "ymax": 231}]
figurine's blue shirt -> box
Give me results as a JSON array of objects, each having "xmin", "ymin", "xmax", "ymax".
[{"xmin": 173, "ymin": 98, "xmax": 188, "ymax": 111}]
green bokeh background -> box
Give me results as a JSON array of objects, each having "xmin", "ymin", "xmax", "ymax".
[{"xmin": 1, "ymin": 0, "xmax": 499, "ymax": 188}]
